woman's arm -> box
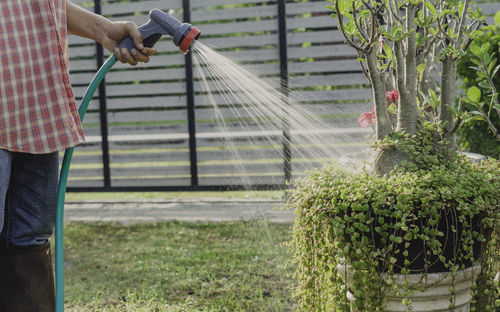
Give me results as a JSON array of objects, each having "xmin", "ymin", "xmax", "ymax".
[{"xmin": 66, "ymin": 0, "xmax": 156, "ymax": 65}]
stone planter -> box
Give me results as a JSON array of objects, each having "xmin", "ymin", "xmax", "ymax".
[
  {"xmin": 338, "ymin": 150, "xmax": 373, "ymax": 172},
  {"xmin": 339, "ymin": 151, "xmax": 486, "ymax": 173},
  {"xmin": 337, "ymin": 263, "xmax": 481, "ymax": 312}
]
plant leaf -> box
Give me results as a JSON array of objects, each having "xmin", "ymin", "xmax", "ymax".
[
  {"xmin": 471, "ymin": 45, "xmax": 481, "ymax": 57},
  {"xmin": 424, "ymin": 2, "xmax": 437, "ymax": 17},
  {"xmin": 467, "ymin": 86, "xmax": 481, "ymax": 102}
]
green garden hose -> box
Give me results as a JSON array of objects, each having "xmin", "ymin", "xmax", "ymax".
[{"xmin": 55, "ymin": 54, "xmax": 117, "ymax": 312}]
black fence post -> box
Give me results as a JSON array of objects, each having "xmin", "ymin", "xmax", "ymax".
[
  {"xmin": 183, "ymin": 0, "xmax": 199, "ymax": 186},
  {"xmin": 278, "ymin": 0, "xmax": 292, "ymax": 183},
  {"xmin": 94, "ymin": 0, "xmax": 111, "ymax": 188}
]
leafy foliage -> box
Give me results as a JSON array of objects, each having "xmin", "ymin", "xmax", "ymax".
[
  {"xmin": 457, "ymin": 24, "xmax": 500, "ymax": 158},
  {"xmin": 288, "ymin": 125, "xmax": 499, "ymax": 311},
  {"xmin": 326, "ymin": 0, "xmax": 489, "ymax": 174}
]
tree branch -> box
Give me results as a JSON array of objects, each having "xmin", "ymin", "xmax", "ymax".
[
  {"xmin": 455, "ymin": 0, "xmax": 471, "ymax": 50},
  {"xmin": 353, "ymin": 1, "xmax": 370, "ymax": 42},
  {"xmin": 437, "ymin": 11, "xmax": 455, "ymax": 46},
  {"xmin": 475, "ymin": 98, "xmax": 500, "ymax": 140},
  {"xmin": 335, "ymin": 0, "xmax": 366, "ymax": 52},
  {"xmin": 370, "ymin": 3, "xmax": 385, "ymax": 45},
  {"xmin": 480, "ymin": 58, "xmax": 500, "ymax": 117},
  {"xmin": 361, "ymin": 0, "xmax": 375, "ymax": 14},
  {"xmin": 357, "ymin": 51, "xmax": 371, "ymax": 82},
  {"xmin": 388, "ymin": 0, "xmax": 403, "ymax": 25}
]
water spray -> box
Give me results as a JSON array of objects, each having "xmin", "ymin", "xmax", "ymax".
[{"xmin": 55, "ymin": 9, "xmax": 200, "ymax": 312}]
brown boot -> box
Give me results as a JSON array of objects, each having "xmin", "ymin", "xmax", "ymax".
[{"xmin": 0, "ymin": 243, "xmax": 55, "ymax": 312}]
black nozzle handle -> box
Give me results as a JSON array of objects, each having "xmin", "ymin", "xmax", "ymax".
[
  {"xmin": 118, "ymin": 22, "xmax": 164, "ymax": 51},
  {"xmin": 118, "ymin": 9, "xmax": 184, "ymax": 51}
]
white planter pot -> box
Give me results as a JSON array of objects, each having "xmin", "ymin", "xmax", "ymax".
[{"xmin": 337, "ymin": 263, "xmax": 481, "ymax": 312}]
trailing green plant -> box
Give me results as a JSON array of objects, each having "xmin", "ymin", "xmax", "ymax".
[
  {"xmin": 288, "ymin": 124, "xmax": 499, "ymax": 311},
  {"xmin": 456, "ymin": 18, "xmax": 500, "ymax": 159}
]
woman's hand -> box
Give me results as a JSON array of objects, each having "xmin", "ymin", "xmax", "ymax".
[
  {"xmin": 66, "ymin": 1, "xmax": 156, "ymax": 66},
  {"xmin": 99, "ymin": 21, "xmax": 157, "ymax": 66}
]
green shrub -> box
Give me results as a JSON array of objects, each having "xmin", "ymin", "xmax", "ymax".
[
  {"xmin": 457, "ymin": 24, "xmax": 500, "ymax": 159},
  {"xmin": 288, "ymin": 129, "xmax": 500, "ymax": 311}
]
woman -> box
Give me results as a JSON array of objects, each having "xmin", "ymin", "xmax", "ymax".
[{"xmin": 0, "ymin": 1, "xmax": 155, "ymax": 310}]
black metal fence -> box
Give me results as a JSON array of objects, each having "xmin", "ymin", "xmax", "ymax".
[{"xmin": 66, "ymin": 0, "xmax": 499, "ymax": 192}]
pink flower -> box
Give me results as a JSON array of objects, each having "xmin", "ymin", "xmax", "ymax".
[
  {"xmin": 377, "ymin": 35, "xmax": 383, "ymax": 53},
  {"xmin": 357, "ymin": 107, "xmax": 376, "ymax": 128},
  {"xmin": 386, "ymin": 89, "xmax": 399, "ymax": 104}
]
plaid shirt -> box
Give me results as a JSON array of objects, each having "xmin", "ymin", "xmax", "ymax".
[{"xmin": 0, "ymin": 0, "xmax": 84, "ymax": 154}]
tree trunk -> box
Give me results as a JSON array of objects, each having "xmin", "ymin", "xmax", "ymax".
[
  {"xmin": 366, "ymin": 48, "xmax": 404, "ymax": 176},
  {"xmin": 397, "ymin": 5, "xmax": 418, "ymax": 135},
  {"xmin": 440, "ymin": 56, "xmax": 456, "ymax": 150},
  {"xmin": 366, "ymin": 49, "xmax": 392, "ymax": 141}
]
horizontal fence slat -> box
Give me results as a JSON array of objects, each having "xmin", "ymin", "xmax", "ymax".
[
  {"xmin": 287, "ymin": 30, "xmax": 344, "ymax": 44},
  {"xmin": 288, "ymin": 44, "xmax": 356, "ymax": 59},
  {"xmin": 191, "ymin": 5, "xmax": 277, "ymax": 22},
  {"xmin": 110, "ymin": 152, "xmax": 191, "ymax": 163},
  {"xmin": 191, "ymin": 0, "xmax": 271, "ymax": 9},
  {"xmin": 97, "ymin": 96, "xmax": 187, "ymax": 110},
  {"xmin": 289, "ymin": 73, "xmax": 368, "ymax": 87},
  {"xmin": 82, "ymin": 103, "xmax": 367, "ymax": 125},
  {"xmin": 102, "ymin": 0, "xmax": 182, "ymax": 15},
  {"xmin": 111, "ymin": 178, "xmax": 191, "ymax": 187},
  {"xmin": 98, "ymin": 120, "xmax": 362, "ymax": 137},
  {"xmin": 67, "ymin": 180, "xmax": 104, "ymax": 187},
  {"xmin": 110, "ymin": 166, "xmax": 191, "ymax": 176},
  {"xmin": 286, "ymin": 1, "xmax": 333, "ymax": 15},
  {"xmin": 107, "ymin": 81, "xmax": 186, "ymax": 96},
  {"xmin": 69, "ymin": 59, "xmax": 98, "ymax": 72},
  {"xmin": 197, "ymin": 163, "xmax": 288, "ymax": 175},
  {"xmin": 106, "ymin": 125, "xmax": 189, "ymax": 136},
  {"xmin": 194, "ymin": 19, "xmax": 278, "ymax": 35},
  {"xmin": 287, "ymin": 15, "xmax": 337, "ymax": 29},
  {"xmin": 196, "ymin": 34, "xmax": 277, "ymax": 49},
  {"xmin": 198, "ymin": 176, "xmax": 285, "ymax": 186},
  {"xmin": 84, "ymin": 110, "xmax": 188, "ymax": 124},
  {"xmin": 288, "ymin": 60, "xmax": 361, "ymax": 73},
  {"xmin": 197, "ymin": 47, "xmax": 280, "ymax": 62},
  {"xmin": 69, "ymin": 45, "xmax": 96, "ymax": 58},
  {"xmin": 289, "ymin": 89, "xmax": 372, "ymax": 101}
]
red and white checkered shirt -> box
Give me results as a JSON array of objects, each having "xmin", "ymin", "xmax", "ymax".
[{"xmin": 0, "ymin": 0, "xmax": 84, "ymax": 154}]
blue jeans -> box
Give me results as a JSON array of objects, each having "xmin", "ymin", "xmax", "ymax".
[{"xmin": 0, "ymin": 150, "xmax": 59, "ymax": 248}]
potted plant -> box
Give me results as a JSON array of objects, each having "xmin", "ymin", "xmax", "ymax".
[{"xmin": 287, "ymin": 1, "xmax": 500, "ymax": 311}]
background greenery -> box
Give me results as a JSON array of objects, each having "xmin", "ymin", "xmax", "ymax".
[{"xmin": 457, "ymin": 23, "xmax": 500, "ymax": 159}]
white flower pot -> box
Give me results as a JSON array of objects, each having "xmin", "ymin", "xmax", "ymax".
[{"xmin": 337, "ymin": 263, "xmax": 481, "ymax": 312}]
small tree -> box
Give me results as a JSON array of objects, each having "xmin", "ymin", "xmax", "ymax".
[{"xmin": 328, "ymin": 0, "xmax": 487, "ymax": 174}]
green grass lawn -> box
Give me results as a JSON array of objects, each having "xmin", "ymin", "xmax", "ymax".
[{"xmin": 62, "ymin": 221, "xmax": 296, "ymax": 311}]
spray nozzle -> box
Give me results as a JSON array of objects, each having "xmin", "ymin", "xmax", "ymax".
[{"xmin": 118, "ymin": 9, "xmax": 201, "ymax": 54}]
